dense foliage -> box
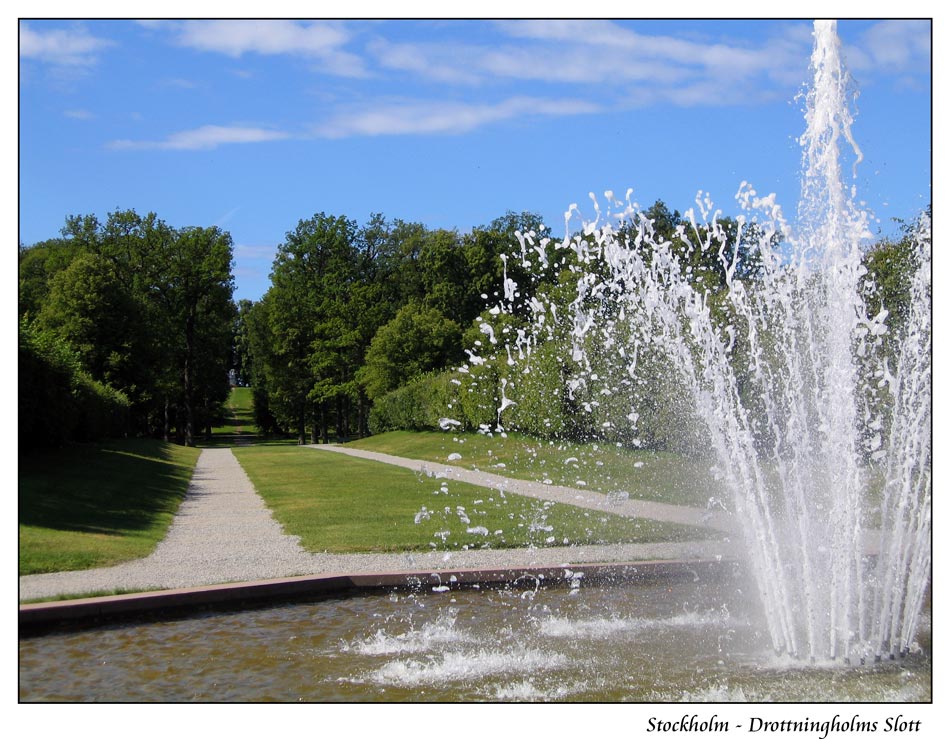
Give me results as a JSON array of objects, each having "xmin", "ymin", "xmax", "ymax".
[
  {"xmin": 20, "ymin": 200, "xmax": 925, "ymax": 454},
  {"xmin": 244, "ymin": 210, "xmax": 548, "ymax": 442},
  {"xmin": 18, "ymin": 319, "xmax": 131, "ymax": 451},
  {"xmin": 19, "ymin": 210, "xmax": 235, "ymax": 448}
]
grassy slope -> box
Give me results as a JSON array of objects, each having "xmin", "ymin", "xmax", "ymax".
[
  {"xmin": 215, "ymin": 386, "xmax": 255, "ymax": 434},
  {"xmin": 346, "ymin": 431, "xmax": 723, "ymax": 509},
  {"xmin": 233, "ymin": 445, "xmax": 716, "ymax": 553},
  {"xmin": 19, "ymin": 439, "xmax": 201, "ymax": 575},
  {"xmin": 196, "ymin": 386, "xmax": 261, "ymax": 448}
]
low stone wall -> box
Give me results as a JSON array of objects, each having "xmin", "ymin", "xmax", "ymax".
[{"xmin": 20, "ymin": 557, "xmax": 743, "ymax": 635}]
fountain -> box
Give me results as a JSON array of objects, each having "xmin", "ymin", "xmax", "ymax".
[
  {"xmin": 473, "ymin": 20, "xmax": 931, "ymax": 665},
  {"xmin": 19, "ymin": 21, "xmax": 930, "ymax": 701},
  {"xmin": 17, "ymin": 574, "xmax": 931, "ymax": 701}
]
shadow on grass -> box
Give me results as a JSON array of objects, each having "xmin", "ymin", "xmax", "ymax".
[
  {"xmin": 19, "ymin": 439, "xmax": 196, "ymax": 537},
  {"xmin": 195, "ymin": 434, "xmax": 300, "ymax": 449}
]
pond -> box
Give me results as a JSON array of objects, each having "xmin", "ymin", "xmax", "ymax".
[{"xmin": 19, "ymin": 573, "xmax": 931, "ymax": 702}]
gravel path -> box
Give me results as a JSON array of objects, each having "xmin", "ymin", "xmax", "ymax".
[
  {"xmin": 306, "ymin": 444, "xmax": 737, "ymax": 533},
  {"xmin": 19, "ymin": 447, "xmax": 738, "ymax": 602}
]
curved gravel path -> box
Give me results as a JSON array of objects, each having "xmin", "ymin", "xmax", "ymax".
[
  {"xmin": 19, "ymin": 447, "xmax": 738, "ymax": 602},
  {"xmin": 306, "ymin": 445, "xmax": 737, "ymax": 533}
]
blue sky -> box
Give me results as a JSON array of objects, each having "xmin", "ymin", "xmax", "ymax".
[{"xmin": 19, "ymin": 18, "xmax": 931, "ymax": 302}]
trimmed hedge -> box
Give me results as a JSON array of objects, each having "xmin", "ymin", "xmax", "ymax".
[
  {"xmin": 19, "ymin": 321, "xmax": 130, "ymax": 451},
  {"xmin": 367, "ymin": 344, "xmax": 709, "ymax": 454},
  {"xmin": 368, "ymin": 370, "xmax": 460, "ymax": 434}
]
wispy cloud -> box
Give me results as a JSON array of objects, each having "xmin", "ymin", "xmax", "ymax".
[
  {"xmin": 367, "ymin": 20, "xmax": 812, "ymax": 106},
  {"xmin": 108, "ymin": 124, "xmax": 290, "ymax": 151},
  {"xmin": 102, "ymin": 20, "xmax": 929, "ymax": 155},
  {"xmin": 170, "ymin": 20, "xmax": 368, "ymax": 77},
  {"xmin": 19, "ymin": 22, "xmax": 114, "ymax": 66},
  {"xmin": 160, "ymin": 77, "xmax": 200, "ymax": 90},
  {"xmin": 314, "ymin": 96, "xmax": 601, "ymax": 138},
  {"xmin": 234, "ymin": 244, "xmax": 278, "ymax": 260},
  {"xmin": 214, "ymin": 207, "xmax": 241, "ymax": 227},
  {"xmin": 368, "ymin": 33, "xmax": 683, "ymax": 87},
  {"xmin": 64, "ymin": 109, "xmax": 95, "ymax": 120},
  {"xmin": 845, "ymin": 20, "xmax": 930, "ymax": 74},
  {"xmin": 367, "ymin": 38, "xmax": 484, "ymax": 85}
]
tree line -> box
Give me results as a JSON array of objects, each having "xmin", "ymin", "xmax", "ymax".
[
  {"xmin": 19, "ymin": 210, "xmax": 234, "ymax": 450},
  {"xmin": 19, "ymin": 201, "xmax": 924, "ymax": 453},
  {"xmin": 237, "ymin": 210, "xmax": 550, "ymax": 443}
]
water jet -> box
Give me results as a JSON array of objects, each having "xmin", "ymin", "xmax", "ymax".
[{"xmin": 465, "ymin": 19, "xmax": 930, "ymax": 667}]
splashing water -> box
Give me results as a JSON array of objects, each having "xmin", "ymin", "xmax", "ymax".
[{"xmin": 470, "ymin": 20, "xmax": 930, "ymax": 663}]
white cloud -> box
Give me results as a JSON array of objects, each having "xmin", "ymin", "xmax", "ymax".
[
  {"xmin": 161, "ymin": 78, "xmax": 200, "ymax": 90},
  {"xmin": 108, "ymin": 97, "xmax": 600, "ymax": 150},
  {"xmin": 19, "ymin": 22, "xmax": 114, "ymax": 66},
  {"xmin": 234, "ymin": 244, "xmax": 278, "ymax": 260},
  {"xmin": 498, "ymin": 19, "xmax": 791, "ymax": 72},
  {"xmin": 172, "ymin": 20, "xmax": 368, "ymax": 77},
  {"xmin": 367, "ymin": 38, "xmax": 485, "ymax": 84},
  {"xmin": 496, "ymin": 19, "xmax": 635, "ymax": 47},
  {"xmin": 369, "ymin": 20, "xmax": 812, "ymax": 105},
  {"xmin": 108, "ymin": 125, "xmax": 290, "ymax": 151},
  {"xmin": 64, "ymin": 109, "xmax": 95, "ymax": 120},
  {"xmin": 214, "ymin": 207, "xmax": 241, "ymax": 227},
  {"xmin": 315, "ymin": 97, "xmax": 600, "ymax": 138},
  {"xmin": 850, "ymin": 20, "xmax": 931, "ymax": 72}
]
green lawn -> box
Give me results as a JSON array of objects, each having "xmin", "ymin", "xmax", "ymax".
[
  {"xmin": 19, "ymin": 439, "xmax": 201, "ymax": 575},
  {"xmin": 18, "ymin": 425, "xmax": 722, "ymax": 580},
  {"xmin": 345, "ymin": 430, "xmax": 723, "ymax": 509},
  {"xmin": 233, "ymin": 445, "xmax": 716, "ymax": 553},
  {"xmin": 198, "ymin": 386, "xmax": 291, "ymax": 448}
]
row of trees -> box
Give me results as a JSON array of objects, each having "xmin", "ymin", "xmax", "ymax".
[
  {"xmin": 20, "ymin": 199, "xmax": 924, "ymax": 455},
  {"xmin": 241, "ymin": 200, "xmax": 785, "ymax": 450},
  {"xmin": 239, "ymin": 210, "xmax": 549, "ymax": 443},
  {"xmin": 19, "ymin": 210, "xmax": 235, "ymax": 449},
  {"xmin": 368, "ymin": 200, "xmax": 773, "ymax": 451}
]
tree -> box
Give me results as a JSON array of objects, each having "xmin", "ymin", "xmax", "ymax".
[
  {"xmin": 18, "ymin": 238, "xmax": 83, "ymax": 319},
  {"xmin": 358, "ymin": 302, "xmax": 463, "ymax": 400},
  {"xmin": 159, "ymin": 226, "xmax": 235, "ymax": 446},
  {"xmin": 26, "ymin": 209, "xmax": 236, "ymax": 445},
  {"xmin": 232, "ymin": 298, "xmax": 255, "ymax": 387},
  {"xmin": 418, "ymin": 228, "xmax": 467, "ymax": 323},
  {"xmin": 462, "ymin": 211, "xmax": 551, "ymax": 325},
  {"xmin": 243, "ymin": 295, "xmax": 285, "ymax": 436},
  {"xmin": 262, "ymin": 213, "xmax": 361, "ymax": 443},
  {"xmin": 36, "ymin": 251, "xmax": 147, "ymax": 399},
  {"xmin": 862, "ymin": 212, "xmax": 929, "ymax": 347}
]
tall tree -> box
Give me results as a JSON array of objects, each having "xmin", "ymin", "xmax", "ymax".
[
  {"xmin": 232, "ymin": 298, "xmax": 256, "ymax": 387},
  {"xmin": 162, "ymin": 225, "xmax": 235, "ymax": 446},
  {"xmin": 264, "ymin": 213, "xmax": 359, "ymax": 442},
  {"xmin": 36, "ymin": 251, "xmax": 144, "ymax": 392},
  {"xmin": 37, "ymin": 210, "xmax": 235, "ymax": 444}
]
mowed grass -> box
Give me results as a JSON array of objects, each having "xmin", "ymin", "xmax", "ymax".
[
  {"xmin": 233, "ymin": 445, "xmax": 716, "ymax": 553},
  {"xmin": 346, "ymin": 431, "xmax": 724, "ymax": 509},
  {"xmin": 199, "ymin": 386, "xmax": 285, "ymax": 449},
  {"xmin": 207, "ymin": 386, "xmax": 256, "ymax": 437},
  {"xmin": 19, "ymin": 439, "xmax": 201, "ymax": 575}
]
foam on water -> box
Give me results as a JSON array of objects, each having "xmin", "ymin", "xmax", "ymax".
[
  {"xmin": 346, "ymin": 611, "xmax": 470, "ymax": 656},
  {"xmin": 538, "ymin": 610, "xmax": 731, "ymax": 639},
  {"xmin": 364, "ymin": 648, "xmax": 569, "ymax": 688},
  {"xmin": 490, "ymin": 678, "xmax": 591, "ymax": 701}
]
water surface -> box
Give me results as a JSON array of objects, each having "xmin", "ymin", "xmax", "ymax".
[{"xmin": 19, "ymin": 577, "xmax": 931, "ymax": 702}]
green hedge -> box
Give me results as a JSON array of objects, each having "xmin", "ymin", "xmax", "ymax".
[
  {"xmin": 367, "ymin": 344, "xmax": 709, "ymax": 454},
  {"xmin": 368, "ymin": 370, "xmax": 460, "ymax": 434},
  {"xmin": 19, "ymin": 321, "xmax": 130, "ymax": 451}
]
